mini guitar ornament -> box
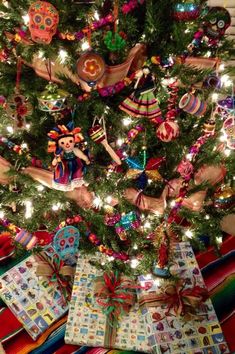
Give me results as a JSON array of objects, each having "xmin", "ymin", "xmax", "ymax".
[
  {"xmin": 28, "ymin": 1, "xmax": 59, "ymax": 44},
  {"xmin": 88, "ymin": 119, "xmax": 121, "ymax": 165},
  {"xmin": 53, "ymin": 226, "xmax": 80, "ymax": 265},
  {"xmin": 76, "ymin": 51, "xmax": 106, "ymax": 88}
]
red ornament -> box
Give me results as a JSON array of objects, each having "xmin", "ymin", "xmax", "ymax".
[{"xmin": 156, "ymin": 120, "xmax": 179, "ymax": 142}]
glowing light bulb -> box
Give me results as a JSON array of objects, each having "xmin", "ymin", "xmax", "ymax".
[
  {"xmin": 221, "ymin": 74, "xmax": 229, "ymax": 84},
  {"xmin": 26, "ymin": 124, "xmax": 31, "ymax": 130},
  {"xmin": 93, "ymin": 196, "xmax": 103, "ymax": 208},
  {"xmin": 81, "ymin": 41, "xmax": 90, "ymax": 51},
  {"xmin": 170, "ymin": 200, "xmax": 176, "ymax": 207},
  {"xmin": 216, "ymin": 236, "xmax": 223, "ymax": 244},
  {"xmin": 59, "ymin": 49, "xmax": 68, "ymax": 63},
  {"xmin": 22, "ymin": 14, "xmax": 29, "ymax": 25},
  {"xmin": 105, "ymin": 195, "xmax": 112, "ymax": 204},
  {"xmin": 117, "ymin": 138, "xmax": 124, "ymax": 146},
  {"xmin": 130, "ymin": 258, "xmax": 140, "ymax": 269},
  {"xmin": 0, "ymin": 210, "xmax": 4, "ymax": 219},
  {"xmin": 37, "ymin": 185, "xmax": 44, "ymax": 192},
  {"xmin": 224, "ymin": 149, "xmax": 231, "ymax": 157},
  {"xmin": 52, "ymin": 202, "xmax": 62, "ymax": 211},
  {"xmin": 21, "ymin": 143, "xmax": 28, "ymax": 149},
  {"xmin": 219, "ymin": 63, "xmax": 225, "ymax": 71},
  {"xmin": 133, "ymin": 244, "xmax": 138, "ymax": 250},
  {"xmin": 6, "ymin": 126, "xmax": 14, "ymax": 134},
  {"xmin": 25, "ymin": 200, "xmax": 33, "ymax": 219},
  {"xmin": 212, "ymin": 93, "xmax": 219, "ymax": 102},
  {"xmin": 144, "ymin": 221, "xmax": 151, "ymax": 229},
  {"xmin": 122, "ymin": 117, "xmax": 132, "ymax": 126},
  {"xmin": 94, "ymin": 10, "xmax": 100, "ymax": 20},
  {"xmin": 185, "ymin": 229, "xmax": 193, "ymax": 238}
]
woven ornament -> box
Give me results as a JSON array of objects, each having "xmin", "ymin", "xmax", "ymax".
[
  {"xmin": 173, "ymin": 3, "xmax": 200, "ymax": 21},
  {"xmin": 28, "ymin": 1, "xmax": 59, "ymax": 44},
  {"xmin": 179, "ymin": 93, "xmax": 207, "ymax": 117},
  {"xmin": 77, "ymin": 51, "xmax": 106, "ymax": 87},
  {"xmin": 156, "ymin": 120, "xmax": 179, "ymax": 142},
  {"xmin": 15, "ymin": 229, "xmax": 38, "ymax": 250}
]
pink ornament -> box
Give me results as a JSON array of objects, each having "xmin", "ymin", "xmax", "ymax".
[
  {"xmin": 28, "ymin": 1, "xmax": 59, "ymax": 44},
  {"xmin": 177, "ymin": 159, "xmax": 194, "ymax": 179},
  {"xmin": 156, "ymin": 120, "xmax": 179, "ymax": 142}
]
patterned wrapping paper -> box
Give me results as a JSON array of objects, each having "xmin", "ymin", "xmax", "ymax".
[
  {"xmin": 138, "ymin": 242, "xmax": 230, "ymax": 354},
  {"xmin": 65, "ymin": 254, "xmax": 150, "ymax": 352},
  {"xmin": 0, "ymin": 246, "xmax": 69, "ymax": 340}
]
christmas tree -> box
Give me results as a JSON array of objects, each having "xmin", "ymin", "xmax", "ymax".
[{"xmin": 0, "ymin": 0, "xmax": 234, "ymax": 351}]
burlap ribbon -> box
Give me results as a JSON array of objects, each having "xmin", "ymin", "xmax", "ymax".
[
  {"xmin": 138, "ymin": 278, "xmax": 209, "ymax": 319},
  {"xmin": 94, "ymin": 271, "xmax": 138, "ymax": 348},
  {"xmin": 36, "ymin": 252, "xmax": 74, "ymax": 305}
]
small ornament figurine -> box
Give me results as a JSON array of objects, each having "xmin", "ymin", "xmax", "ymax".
[
  {"xmin": 119, "ymin": 66, "xmax": 162, "ymax": 124},
  {"xmin": 28, "ymin": 1, "xmax": 59, "ymax": 44},
  {"xmin": 88, "ymin": 117, "xmax": 121, "ymax": 165},
  {"xmin": 223, "ymin": 115, "xmax": 235, "ymax": 150},
  {"xmin": 48, "ymin": 122, "xmax": 90, "ymax": 191}
]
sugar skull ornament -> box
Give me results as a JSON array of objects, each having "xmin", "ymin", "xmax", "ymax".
[
  {"xmin": 28, "ymin": 1, "xmax": 59, "ymax": 44},
  {"xmin": 203, "ymin": 7, "xmax": 231, "ymax": 41}
]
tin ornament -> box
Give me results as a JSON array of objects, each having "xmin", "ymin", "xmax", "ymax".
[
  {"xmin": 77, "ymin": 51, "xmax": 106, "ymax": 88},
  {"xmin": 28, "ymin": 1, "xmax": 59, "ymax": 44},
  {"xmin": 38, "ymin": 82, "xmax": 69, "ymax": 112}
]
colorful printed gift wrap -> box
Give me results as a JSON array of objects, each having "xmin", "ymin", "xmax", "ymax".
[
  {"xmin": 0, "ymin": 246, "xmax": 69, "ymax": 340},
  {"xmin": 65, "ymin": 254, "xmax": 150, "ymax": 352},
  {"xmin": 138, "ymin": 242, "xmax": 230, "ymax": 354}
]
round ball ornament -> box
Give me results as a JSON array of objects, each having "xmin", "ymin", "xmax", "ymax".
[
  {"xmin": 76, "ymin": 51, "xmax": 106, "ymax": 87},
  {"xmin": 28, "ymin": 1, "xmax": 59, "ymax": 44},
  {"xmin": 38, "ymin": 82, "xmax": 69, "ymax": 112},
  {"xmin": 179, "ymin": 93, "xmax": 207, "ymax": 117},
  {"xmin": 214, "ymin": 185, "xmax": 235, "ymax": 209},
  {"xmin": 156, "ymin": 120, "xmax": 180, "ymax": 142},
  {"xmin": 173, "ymin": 3, "xmax": 200, "ymax": 21}
]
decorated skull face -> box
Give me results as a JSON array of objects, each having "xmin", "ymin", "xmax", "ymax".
[
  {"xmin": 223, "ymin": 115, "xmax": 235, "ymax": 150},
  {"xmin": 28, "ymin": 1, "xmax": 59, "ymax": 44},
  {"xmin": 204, "ymin": 7, "xmax": 231, "ymax": 40}
]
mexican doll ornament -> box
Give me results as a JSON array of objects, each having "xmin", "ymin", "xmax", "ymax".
[
  {"xmin": 48, "ymin": 122, "xmax": 90, "ymax": 191},
  {"xmin": 119, "ymin": 66, "xmax": 162, "ymax": 125}
]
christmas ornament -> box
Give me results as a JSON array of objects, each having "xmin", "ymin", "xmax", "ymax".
[
  {"xmin": 53, "ymin": 226, "xmax": 80, "ymax": 265},
  {"xmin": 156, "ymin": 120, "xmax": 179, "ymax": 142},
  {"xmin": 5, "ymin": 57, "xmax": 33, "ymax": 129},
  {"xmin": 218, "ymin": 96, "xmax": 235, "ymax": 113},
  {"xmin": 38, "ymin": 82, "xmax": 69, "ymax": 112},
  {"xmin": 0, "ymin": 232, "xmax": 15, "ymax": 263},
  {"xmin": 28, "ymin": 1, "xmax": 59, "ymax": 44},
  {"xmin": 105, "ymin": 211, "xmax": 141, "ymax": 241},
  {"xmin": 119, "ymin": 66, "xmax": 162, "ymax": 124},
  {"xmin": 203, "ymin": 119, "xmax": 216, "ymax": 134},
  {"xmin": 214, "ymin": 185, "xmax": 235, "ymax": 209},
  {"xmin": 76, "ymin": 51, "xmax": 106, "ymax": 87},
  {"xmin": 48, "ymin": 122, "xmax": 90, "ymax": 191},
  {"xmin": 223, "ymin": 115, "xmax": 235, "ymax": 150},
  {"xmin": 179, "ymin": 93, "xmax": 207, "ymax": 117},
  {"xmin": 15, "ymin": 229, "xmax": 38, "ymax": 250},
  {"xmin": 203, "ymin": 73, "xmax": 222, "ymax": 89},
  {"xmin": 88, "ymin": 118, "xmax": 121, "ymax": 165},
  {"xmin": 6, "ymin": 93, "xmax": 33, "ymax": 129},
  {"xmin": 165, "ymin": 80, "xmax": 179, "ymax": 120},
  {"xmin": 104, "ymin": 31, "xmax": 126, "ymax": 51},
  {"xmin": 173, "ymin": 3, "xmax": 200, "ymax": 21},
  {"xmin": 125, "ymin": 149, "xmax": 163, "ymax": 189},
  {"xmin": 203, "ymin": 7, "xmax": 231, "ymax": 42},
  {"xmin": 152, "ymin": 225, "xmax": 171, "ymax": 278}
]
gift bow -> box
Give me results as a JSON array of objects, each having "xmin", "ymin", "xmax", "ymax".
[
  {"xmin": 36, "ymin": 252, "xmax": 74, "ymax": 304},
  {"xmin": 94, "ymin": 271, "xmax": 139, "ymax": 347},
  {"xmin": 94, "ymin": 271, "xmax": 137, "ymax": 323},
  {"xmin": 139, "ymin": 278, "xmax": 209, "ymax": 319}
]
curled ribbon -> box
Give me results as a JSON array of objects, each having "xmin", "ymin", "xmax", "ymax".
[
  {"xmin": 36, "ymin": 252, "xmax": 74, "ymax": 305},
  {"xmin": 139, "ymin": 278, "xmax": 209, "ymax": 319},
  {"xmin": 94, "ymin": 271, "xmax": 140, "ymax": 347}
]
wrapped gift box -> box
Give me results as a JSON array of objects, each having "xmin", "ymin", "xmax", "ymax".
[
  {"xmin": 65, "ymin": 254, "xmax": 150, "ymax": 352},
  {"xmin": 138, "ymin": 242, "xmax": 230, "ymax": 354},
  {"xmin": 0, "ymin": 246, "xmax": 69, "ymax": 340}
]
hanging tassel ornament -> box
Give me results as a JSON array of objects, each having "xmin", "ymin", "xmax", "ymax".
[{"xmin": 88, "ymin": 116, "xmax": 122, "ymax": 165}]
